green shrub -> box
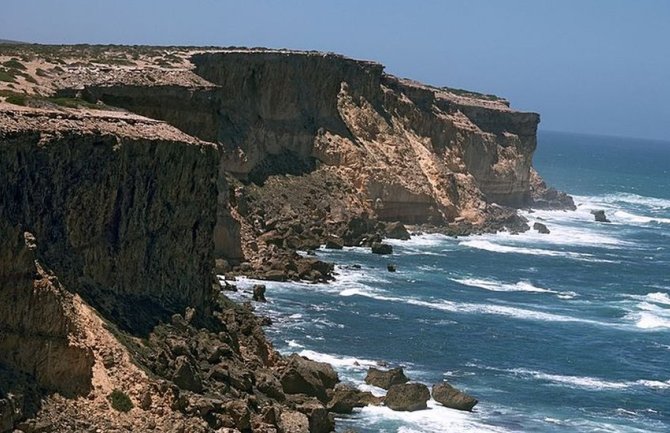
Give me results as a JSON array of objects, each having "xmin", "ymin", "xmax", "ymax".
[
  {"xmin": 0, "ymin": 70, "xmax": 15, "ymax": 82},
  {"xmin": 108, "ymin": 389, "xmax": 133, "ymax": 412},
  {"xmin": 2, "ymin": 59, "xmax": 26, "ymax": 70},
  {"xmin": 5, "ymin": 94, "xmax": 26, "ymax": 106}
]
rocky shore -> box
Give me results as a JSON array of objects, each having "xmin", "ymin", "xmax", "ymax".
[{"xmin": 0, "ymin": 44, "xmax": 574, "ymax": 432}]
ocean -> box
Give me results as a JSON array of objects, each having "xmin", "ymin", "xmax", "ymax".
[{"xmin": 225, "ymin": 130, "xmax": 670, "ymax": 432}]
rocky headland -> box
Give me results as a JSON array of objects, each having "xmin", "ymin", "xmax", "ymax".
[{"xmin": 0, "ymin": 44, "xmax": 574, "ymax": 432}]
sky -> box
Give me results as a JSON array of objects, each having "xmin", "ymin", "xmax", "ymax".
[{"xmin": 3, "ymin": 0, "xmax": 669, "ymax": 141}]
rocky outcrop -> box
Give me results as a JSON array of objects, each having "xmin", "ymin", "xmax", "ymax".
[
  {"xmin": 364, "ymin": 367, "xmax": 409, "ymax": 390},
  {"xmin": 384, "ymin": 383, "xmax": 430, "ymax": 412},
  {"xmin": 0, "ymin": 224, "xmax": 93, "ymax": 397},
  {"xmin": 279, "ymin": 354, "xmax": 339, "ymax": 403},
  {"xmin": 533, "ymin": 222, "xmax": 550, "ymax": 234},
  {"xmin": 432, "ymin": 382, "xmax": 478, "ymax": 411},
  {"xmin": 326, "ymin": 384, "xmax": 382, "ymax": 414},
  {"xmin": 529, "ymin": 168, "xmax": 576, "ymax": 210},
  {"xmin": 591, "ymin": 209, "xmax": 611, "ymax": 223}
]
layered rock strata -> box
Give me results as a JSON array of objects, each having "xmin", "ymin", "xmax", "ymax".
[{"xmin": 0, "ymin": 44, "xmax": 574, "ymax": 432}]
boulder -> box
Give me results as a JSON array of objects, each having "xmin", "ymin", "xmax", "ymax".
[
  {"xmin": 432, "ymin": 382, "xmax": 478, "ymax": 411},
  {"xmin": 371, "ymin": 242, "xmax": 393, "ymax": 255},
  {"xmin": 591, "ymin": 209, "xmax": 611, "ymax": 223},
  {"xmin": 252, "ymin": 284, "xmax": 267, "ymax": 302},
  {"xmin": 172, "ymin": 356, "xmax": 202, "ymax": 393},
  {"xmin": 324, "ymin": 236, "xmax": 344, "ymax": 250},
  {"xmin": 385, "ymin": 383, "xmax": 430, "ymax": 411},
  {"xmin": 385, "ymin": 222, "xmax": 411, "ymax": 240},
  {"xmin": 364, "ymin": 367, "xmax": 409, "ymax": 390},
  {"xmin": 295, "ymin": 397, "xmax": 334, "ymax": 433},
  {"xmin": 533, "ymin": 222, "xmax": 550, "ymax": 234},
  {"xmin": 279, "ymin": 411, "xmax": 309, "ymax": 433},
  {"xmin": 261, "ymin": 270, "xmax": 287, "ymax": 282},
  {"xmin": 256, "ymin": 369, "xmax": 286, "ymax": 401},
  {"xmin": 296, "ymin": 258, "xmax": 334, "ymax": 281},
  {"xmin": 327, "ymin": 383, "xmax": 382, "ymax": 414},
  {"xmin": 387, "ymin": 263, "xmax": 397, "ymax": 272},
  {"xmin": 280, "ymin": 354, "xmax": 339, "ymax": 402}
]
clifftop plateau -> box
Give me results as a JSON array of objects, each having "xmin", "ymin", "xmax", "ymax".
[{"xmin": 0, "ymin": 44, "xmax": 573, "ymax": 432}]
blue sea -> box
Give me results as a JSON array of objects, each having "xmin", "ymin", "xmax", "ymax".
[{"xmin": 226, "ymin": 130, "xmax": 670, "ymax": 432}]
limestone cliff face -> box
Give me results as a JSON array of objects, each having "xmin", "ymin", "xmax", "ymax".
[
  {"xmin": 0, "ymin": 109, "xmax": 219, "ymax": 332},
  {"xmin": 71, "ymin": 50, "xmax": 541, "ymax": 228},
  {"xmin": 190, "ymin": 51, "xmax": 539, "ymax": 223}
]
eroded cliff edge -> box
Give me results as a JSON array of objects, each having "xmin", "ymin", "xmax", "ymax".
[
  {"xmin": 0, "ymin": 45, "xmax": 573, "ymax": 432},
  {"xmin": 46, "ymin": 48, "xmax": 572, "ymax": 278}
]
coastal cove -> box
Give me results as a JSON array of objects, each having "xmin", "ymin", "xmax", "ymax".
[{"xmin": 225, "ymin": 131, "xmax": 670, "ymax": 433}]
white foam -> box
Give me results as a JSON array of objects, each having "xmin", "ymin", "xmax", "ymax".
[
  {"xmin": 595, "ymin": 193, "xmax": 670, "ymax": 210},
  {"xmin": 341, "ymin": 289, "xmax": 609, "ymax": 327},
  {"xmin": 286, "ymin": 339, "xmax": 303, "ymax": 348},
  {"xmin": 614, "ymin": 210, "xmax": 670, "ymax": 225},
  {"xmin": 508, "ymin": 368, "xmax": 670, "ymax": 391},
  {"xmin": 634, "ymin": 312, "xmax": 670, "ymax": 330},
  {"xmin": 355, "ymin": 400, "xmax": 512, "ymax": 433},
  {"xmin": 297, "ymin": 349, "xmax": 377, "ymax": 370},
  {"xmin": 452, "ymin": 277, "xmax": 555, "ymax": 294},
  {"xmin": 384, "ymin": 232, "xmax": 451, "ymax": 248},
  {"xmin": 459, "ymin": 239, "xmax": 618, "ymax": 263},
  {"xmin": 645, "ymin": 292, "xmax": 670, "ymax": 306},
  {"xmin": 509, "ymin": 368, "xmax": 629, "ymax": 390},
  {"xmin": 624, "ymin": 298, "xmax": 670, "ymax": 330}
]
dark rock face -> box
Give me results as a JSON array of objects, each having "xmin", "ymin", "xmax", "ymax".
[
  {"xmin": 0, "ymin": 224, "xmax": 94, "ymax": 397},
  {"xmin": 529, "ymin": 168, "xmax": 576, "ymax": 210},
  {"xmin": 252, "ymin": 284, "xmax": 267, "ymax": 302},
  {"xmin": 364, "ymin": 367, "xmax": 409, "ymax": 390},
  {"xmin": 432, "ymin": 382, "xmax": 478, "ymax": 411},
  {"xmin": 591, "ymin": 209, "xmax": 611, "ymax": 223},
  {"xmin": 172, "ymin": 356, "xmax": 203, "ymax": 393},
  {"xmin": 371, "ymin": 242, "xmax": 393, "ymax": 255},
  {"xmin": 0, "ymin": 121, "xmax": 218, "ymax": 333},
  {"xmin": 327, "ymin": 384, "xmax": 382, "ymax": 414},
  {"xmin": 324, "ymin": 236, "xmax": 344, "ymax": 249},
  {"xmin": 385, "ymin": 383, "xmax": 430, "ymax": 412},
  {"xmin": 279, "ymin": 354, "xmax": 340, "ymax": 402},
  {"xmin": 385, "ymin": 222, "xmax": 411, "ymax": 240},
  {"xmin": 533, "ymin": 222, "xmax": 550, "ymax": 234}
]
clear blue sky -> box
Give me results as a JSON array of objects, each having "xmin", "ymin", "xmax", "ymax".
[{"xmin": 3, "ymin": 0, "xmax": 669, "ymax": 141}]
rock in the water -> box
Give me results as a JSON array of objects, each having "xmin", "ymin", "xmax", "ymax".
[
  {"xmin": 326, "ymin": 383, "xmax": 381, "ymax": 414},
  {"xmin": 280, "ymin": 354, "xmax": 339, "ymax": 402},
  {"xmin": 371, "ymin": 242, "xmax": 393, "ymax": 255},
  {"xmin": 385, "ymin": 222, "xmax": 411, "ymax": 240},
  {"xmin": 387, "ymin": 263, "xmax": 397, "ymax": 272},
  {"xmin": 364, "ymin": 367, "xmax": 409, "ymax": 390},
  {"xmin": 324, "ymin": 236, "xmax": 344, "ymax": 249},
  {"xmin": 252, "ymin": 284, "xmax": 267, "ymax": 302},
  {"xmin": 591, "ymin": 209, "xmax": 611, "ymax": 223},
  {"xmin": 385, "ymin": 383, "xmax": 430, "ymax": 411},
  {"xmin": 431, "ymin": 382, "xmax": 478, "ymax": 411},
  {"xmin": 533, "ymin": 222, "xmax": 550, "ymax": 234}
]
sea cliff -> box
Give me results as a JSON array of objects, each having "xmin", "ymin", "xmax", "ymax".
[{"xmin": 0, "ymin": 44, "xmax": 573, "ymax": 432}]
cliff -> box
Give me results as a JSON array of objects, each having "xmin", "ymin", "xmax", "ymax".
[
  {"xmin": 0, "ymin": 44, "xmax": 573, "ymax": 432},
  {"xmin": 0, "ymin": 108, "xmax": 218, "ymax": 332}
]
